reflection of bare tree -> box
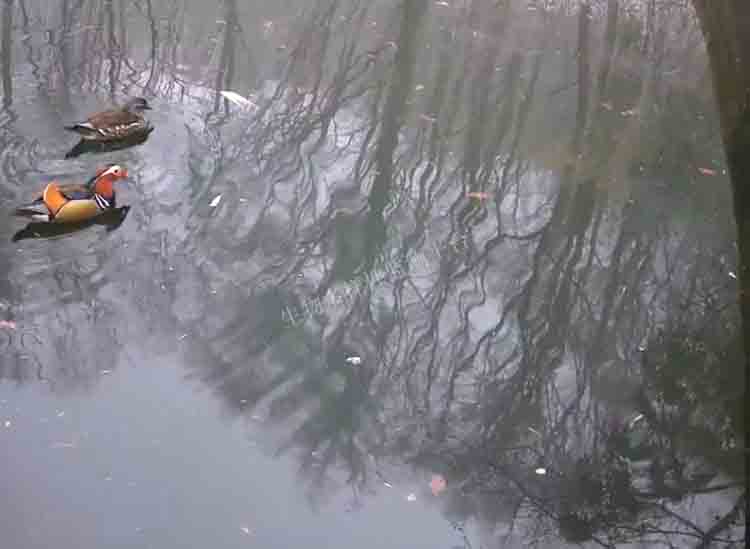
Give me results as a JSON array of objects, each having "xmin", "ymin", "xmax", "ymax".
[{"xmin": 171, "ymin": 5, "xmax": 745, "ymax": 542}]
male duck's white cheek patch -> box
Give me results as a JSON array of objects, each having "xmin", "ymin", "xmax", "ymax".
[{"xmin": 100, "ymin": 165, "xmax": 123, "ymax": 177}]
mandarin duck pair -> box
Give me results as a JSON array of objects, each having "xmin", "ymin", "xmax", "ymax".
[{"xmin": 13, "ymin": 98, "xmax": 153, "ymax": 227}]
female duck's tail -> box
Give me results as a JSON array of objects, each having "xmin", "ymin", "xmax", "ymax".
[{"xmin": 64, "ymin": 122, "xmax": 99, "ymax": 138}]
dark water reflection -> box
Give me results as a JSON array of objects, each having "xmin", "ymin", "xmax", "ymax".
[{"xmin": 0, "ymin": 1, "xmax": 745, "ymax": 547}]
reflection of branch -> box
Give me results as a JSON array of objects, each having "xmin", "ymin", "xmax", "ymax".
[
  {"xmin": 139, "ymin": 0, "xmax": 159, "ymax": 93},
  {"xmin": 695, "ymin": 494, "xmax": 745, "ymax": 548},
  {"xmin": 1, "ymin": 0, "xmax": 12, "ymax": 107}
]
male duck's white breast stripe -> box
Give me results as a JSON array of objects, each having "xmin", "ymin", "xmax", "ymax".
[{"xmin": 94, "ymin": 194, "xmax": 111, "ymax": 210}]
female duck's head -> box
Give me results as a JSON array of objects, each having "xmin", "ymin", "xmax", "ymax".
[{"xmin": 124, "ymin": 97, "xmax": 152, "ymax": 112}]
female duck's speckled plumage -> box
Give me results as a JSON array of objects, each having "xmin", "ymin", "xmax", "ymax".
[
  {"xmin": 13, "ymin": 164, "xmax": 129, "ymax": 223},
  {"xmin": 64, "ymin": 98, "xmax": 153, "ymax": 142}
]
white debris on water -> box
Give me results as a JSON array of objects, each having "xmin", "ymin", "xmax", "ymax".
[{"xmin": 219, "ymin": 90, "xmax": 258, "ymax": 110}]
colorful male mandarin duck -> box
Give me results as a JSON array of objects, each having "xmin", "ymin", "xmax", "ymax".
[
  {"xmin": 14, "ymin": 164, "xmax": 128, "ymax": 223},
  {"xmin": 64, "ymin": 97, "xmax": 153, "ymax": 141}
]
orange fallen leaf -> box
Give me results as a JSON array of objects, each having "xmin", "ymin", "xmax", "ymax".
[
  {"xmin": 467, "ymin": 192, "xmax": 490, "ymax": 200},
  {"xmin": 430, "ymin": 474, "xmax": 447, "ymax": 495},
  {"xmin": 698, "ymin": 167, "xmax": 717, "ymax": 176}
]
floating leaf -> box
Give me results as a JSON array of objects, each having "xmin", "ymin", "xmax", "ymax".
[
  {"xmin": 430, "ymin": 474, "xmax": 447, "ymax": 495},
  {"xmin": 467, "ymin": 192, "xmax": 490, "ymax": 200},
  {"xmin": 51, "ymin": 442, "xmax": 76, "ymax": 449}
]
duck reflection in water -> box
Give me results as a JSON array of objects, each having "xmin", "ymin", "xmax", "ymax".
[
  {"xmin": 65, "ymin": 129, "xmax": 153, "ymax": 159},
  {"xmin": 12, "ymin": 205, "xmax": 131, "ymax": 242}
]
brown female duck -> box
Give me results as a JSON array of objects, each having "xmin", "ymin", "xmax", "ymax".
[{"xmin": 64, "ymin": 98, "xmax": 153, "ymax": 142}]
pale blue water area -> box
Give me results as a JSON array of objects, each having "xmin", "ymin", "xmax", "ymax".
[{"xmin": 1, "ymin": 358, "xmax": 466, "ymax": 549}]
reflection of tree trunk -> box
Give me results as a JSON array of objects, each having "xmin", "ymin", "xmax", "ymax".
[
  {"xmin": 143, "ymin": 0, "xmax": 159, "ymax": 93},
  {"xmin": 366, "ymin": 0, "xmax": 428, "ymax": 264},
  {"xmin": 18, "ymin": 0, "xmax": 39, "ymax": 89},
  {"xmin": 105, "ymin": 0, "xmax": 119, "ymax": 100},
  {"xmin": 118, "ymin": 0, "xmax": 126, "ymax": 62},
  {"xmin": 463, "ymin": 4, "xmax": 508, "ymax": 191},
  {"xmin": 572, "ymin": 2, "xmax": 590, "ymax": 158},
  {"xmin": 690, "ymin": 2, "xmax": 749, "ymax": 537},
  {"xmin": 213, "ymin": 0, "xmax": 237, "ymax": 113},
  {"xmin": 59, "ymin": 0, "xmax": 84, "ymax": 110},
  {"xmin": 591, "ymin": 0, "xmax": 618, "ymax": 120},
  {"xmin": 1, "ymin": 0, "xmax": 13, "ymax": 108},
  {"xmin": 516, "ymin": 2, "xmax": 594, "ymax": 390}
]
